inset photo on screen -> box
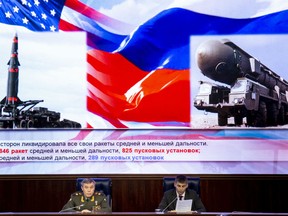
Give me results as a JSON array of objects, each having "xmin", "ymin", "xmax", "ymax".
[
  {"xmin": 0, "ymin": 32, "xmax": 87, "ymax": 129},
  {"xmin": 191, "ymin": 34, "xmax": 288, "ymax": 129}
]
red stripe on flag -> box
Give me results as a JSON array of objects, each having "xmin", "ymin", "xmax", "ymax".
[
  {"xmin": 87, "ymin": 49, "xmax": 190, "ymax": 124},
  {"xmin": 87, "ymin": 49, "xmax": 146, "ymax": 92},
  {"xmin": 87, "ymin": 90, "xmax": 127, "ymax": 128},
  {"xmin": 63, "ymin": 0, "xmax": 131, "ymax": 30},
  {"xmin": 64, "ymin": 0, "xmax": 108, "ymax": 20},
  {"xmin": 59, "ymin": 19, "xmax": 83, "ymax": 31},
  {"xmin": 120, "ymin": 68, "xmax": 190, "ymax": 122}
]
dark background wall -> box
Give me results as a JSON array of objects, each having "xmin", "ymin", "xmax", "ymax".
[{"xmin": 0, "ymin": 174, "xmax": 287, "ymax": 213}]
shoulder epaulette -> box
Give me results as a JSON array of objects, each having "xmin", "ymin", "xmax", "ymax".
[
  {"xmin": 72, "ymin": 191, "xmax": 83, "ymax": 196},
  {"xmin": 94, "ymin": 191, "xmax": 103, "ymax": 196}
]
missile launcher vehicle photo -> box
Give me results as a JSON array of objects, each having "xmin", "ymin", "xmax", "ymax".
[{"xmin": 194, "ymin": 39, "xmax": 288, "ymax": 127}]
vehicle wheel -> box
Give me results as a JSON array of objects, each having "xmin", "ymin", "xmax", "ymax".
[
  {"xmin": 254, "ymin": 101, "xmax": 267, "ymax": 127},
  {"xmin": 52, "ymin": 122, "xmax": 61, "ymax": 128},
  {"xmin": 234, "ymin": 114, "xmax": 243, "ymax": 126},
  {"xmin": 267, "ymin": 102, "xmax": 278, "ymax": 126},
  {"xmin": 20, "ymin": 120, "xmax": 27, "ymax": 128},
  {"xmin": 63, "ymin": 121, "xmax": 73, "ymax": 128},
  {"xmin": 277, "ymin": 105, "xmax": 285, "ymax": 125},
  {"xmin": 4, "ymin": 121, "xmax": 14, "ymax": 128},
  {"xmin": 246, "ymin": 110, "xmax": 254, "ymax": 127},
  {"xmin": 218, "ymin": 112, "xmax": 228, "ymax": 126},
  {"xmin": 27, "ymin": 120, "xmax": 34, "ymax": 128}
]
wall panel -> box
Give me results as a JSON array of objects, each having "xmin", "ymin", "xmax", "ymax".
[{"xmin": 0, "ymin": 175, "xmax": 287, "ymax": 213}]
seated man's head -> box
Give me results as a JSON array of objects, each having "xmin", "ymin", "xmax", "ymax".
[
  {"xmin": 81, "ymin": 178, "xmax": 96, "ymax": 198},
  {"xmin": 174, "ymin": 175, "xmax": 188, "ymax": 195}
]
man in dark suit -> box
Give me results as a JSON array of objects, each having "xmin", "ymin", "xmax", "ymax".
[
  {"xmin": 158, "ymin": 175, "xmax": 206, "ymax": 213},
  {"xmin": 61, "ymin": 178, "xmax": 111, "ymax": 213}
]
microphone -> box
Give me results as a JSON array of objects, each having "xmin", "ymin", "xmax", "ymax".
[
  {"xmin": 59, "ymin": 204, "xmax": 85, "ymax": 213},
  {"xmin": 162, "ymin": 196, "xmax": 178, "ymax": 212}
]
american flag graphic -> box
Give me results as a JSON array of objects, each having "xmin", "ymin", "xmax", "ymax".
[{"xmin": 0, "ymin": 0, "xmax": 65, "ymax": 31}]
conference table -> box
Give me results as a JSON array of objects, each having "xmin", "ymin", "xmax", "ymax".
[{"xmin": 0, "ymin": 212, "xmax": 288, "ymax": 216}]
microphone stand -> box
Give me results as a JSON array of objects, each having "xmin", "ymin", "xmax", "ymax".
[
  {"xmin": 59, "ymin": 204, "xmax": 85, "ymax": 213},
  {"xmin": 162, "ymin": 196, "xmax": 178, "ymax": 212}
]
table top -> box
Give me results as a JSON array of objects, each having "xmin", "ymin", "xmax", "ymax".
[{"xmin": 0, "ymin": 212, "xmax": 288, "ymax": 216}]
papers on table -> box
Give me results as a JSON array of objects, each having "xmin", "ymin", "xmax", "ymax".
[{"xmin": 175, "ymin": 199, "xmax": 193, "ymax": 212}]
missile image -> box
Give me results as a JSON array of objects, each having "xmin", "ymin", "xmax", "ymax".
[
  {"xmin": 0, "ymin": 34, "xmax": 81, "ymax": 129},
  {"xmin": 194, "ymin": 38, "xmax": 288, "ymax": 127},
  {"xmin": 0, "ymin": 33, "xmax": 23, "ymax": 115},
  {"xmin": 5, "ymin": 33, "xmax": 21, "ymax": 107},
  {"xmin": 196, "ymin": 39, "xmax": 288, "ymax": 91}
]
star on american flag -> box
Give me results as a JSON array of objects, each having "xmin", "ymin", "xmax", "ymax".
[{"xmin": 0, "ymin": 0, "xmax": 65, "ymax": 31}]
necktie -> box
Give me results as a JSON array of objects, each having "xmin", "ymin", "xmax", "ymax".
[{"xmin": 179, "ymin": 195, "xmax": 183, "ymax": 200}]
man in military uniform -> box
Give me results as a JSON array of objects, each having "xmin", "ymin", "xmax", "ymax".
[{"xmin": 61, "ymin": 178, "xmax": 111, "ymax": 213}]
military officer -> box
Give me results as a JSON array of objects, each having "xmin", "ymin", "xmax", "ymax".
[{"xmin": 61, "ymin": 178, "xmax": 111, "ymax": 213}]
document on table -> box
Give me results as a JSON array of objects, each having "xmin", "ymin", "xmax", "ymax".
[{"xmin": 175, "ymin": 199, "xmax": 193, "ymax": 212}]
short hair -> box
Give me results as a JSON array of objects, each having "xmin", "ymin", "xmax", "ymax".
[
  {"xmin": 175, "ymin": 175, "xmax": 188, "ymax": 184},
  {"xmin": 80, "ymin": 178, "xmax": 96, "ymax": 187}
]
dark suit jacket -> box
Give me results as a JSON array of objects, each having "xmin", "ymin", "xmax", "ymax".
[{"xmin": 158, "ymin": 188, "xmax": 206, "ymax": 212}]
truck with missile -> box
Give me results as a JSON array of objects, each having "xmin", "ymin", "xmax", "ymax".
[
  {"xmin": 193, "ymin": 39, "xmax": 288, "ymax": 127},
  {"xmin": 0, "ymin": 34, "xmax": 81, "ymax": 129}
]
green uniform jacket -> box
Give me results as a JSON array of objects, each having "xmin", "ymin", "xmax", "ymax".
[{"xmin": 61, "ymin": 191, "xmax": 111, "ymax": 212}]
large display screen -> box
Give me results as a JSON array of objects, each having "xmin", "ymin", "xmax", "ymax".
[
  {"xmin": 1, "ymin": 129, "xmax": 287, "ymax": 174},
  {"xmin": 0, "ymin": 0, "xmax": 288, "ymax": 175}
]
